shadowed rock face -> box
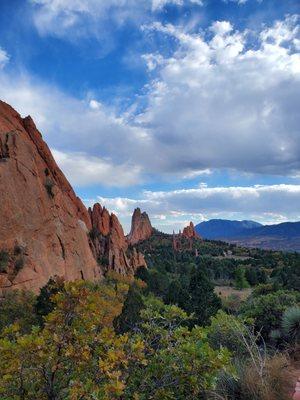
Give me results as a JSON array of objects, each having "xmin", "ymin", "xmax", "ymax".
[
  {"xmin": 89, "ymin": 204, "xmax": 147, "ymax": 275},
  {"xmin": 0, "ymin": 101, "xmax": 101, "ymax": 294},
  {"xmin": 127, "ymin": 208, "xmax": 153, "ymax": 245},
  {"xmin": 0, "ymin": 101, "xmax": 146, "ymax": 294}
]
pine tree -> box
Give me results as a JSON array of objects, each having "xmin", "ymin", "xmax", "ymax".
[{"xmin": 188, "ymin": 267, "xmax": 221, "ymax": 326}]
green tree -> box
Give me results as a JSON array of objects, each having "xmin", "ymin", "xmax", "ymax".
[
  {"xmin": 114, "ymin": 282, "xmax": 145, "ymax": 334},
  {"xmin": 188, "ymin": 267, "xmax": 221, "ymax": 326},
  {"xmin": 164, "ymin": 279, "xmax": 190, "ymax": 310},
  {"xmin": 234, "ymin": 267, "xmax": 250, "ymax": 290}
]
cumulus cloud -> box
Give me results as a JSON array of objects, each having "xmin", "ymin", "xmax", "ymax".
[
  {"xmin": 87, "ymin": 184, "xmax": 300, "ymax": 233},
  {"xmin": 138, "ymin": 15, "xmax": 300, "ymax": 177},
  {"xmin": 0, "ymin": 16, "xmax": 299, "ymax": 188},
  {"xmin": 0, "ymin": 47, "xmax": 9, "ymax": 68}
]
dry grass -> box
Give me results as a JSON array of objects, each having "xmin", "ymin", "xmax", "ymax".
[
  {"xmin": 240, "ymin": 354, "xmax": 294, "ymax": 400},
  {"xmin": 214, "ymin": 285, "xmax": 252, "ymax": 301}
]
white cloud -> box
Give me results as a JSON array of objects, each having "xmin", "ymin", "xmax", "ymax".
[
  {"xmin": 0, "ymin": 16, "xmax": 299, "ymax": 188},
  {"xmin": 138, "ymin": 15, "xmax": 300, "ymax": 176},
  {"xmin": 87, "ymin": 184, "xmax": 300, "ymax": 233},
  {"xmin": 152, "ymin": 0, "xmax": 203, "ymax": 10},
  {"xmin": 0, "ymin": 70, "xmax": 146, "ymax": 187},
  {"xmin": 260, "ymin": 14, "xmax": 299, "ymax": 45},
  {"xmin": 0, "ymin": 47, "xmax": 9, "ymax": 68},
  {"xmin": 29, "ymin": 0, "xmax": 203, "ymax": 40},
  {"xmin": 52, "ymin": 149, "xmax": 142, "ymax": 186},
  {"xmin": 222, "ymin": 0, "xmax": 251, "ymax": 4}
]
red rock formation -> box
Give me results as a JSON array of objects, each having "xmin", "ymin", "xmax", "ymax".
[
  {"xmin": 127, "ymin": 208, "xmax": 153, "ymax": 245},
  {"xmin": 0, "ymin": 101, "xmax": 147, "ymax": 294},
  {"xmin": 182, "ymin": 222, "xmax": 200, "ymax": 239},
  {"xmin": 172, "ymin": 222, "xmax": 201, "ymax": 252},
  {"xmin": 0, "ymin": 101, "xmax": 101, "ymax": 294},
  {"xmin": 89, "ymin": 203, "xmax": 110, "ymax": 236},
  {"xmin": 89, "ymin": 204, "xmax": 147, "ymax": 275}
]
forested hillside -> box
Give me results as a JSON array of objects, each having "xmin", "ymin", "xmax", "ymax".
[{"xmin": 0, "ymin": 231, "xmax": 299, "ymax": 399}]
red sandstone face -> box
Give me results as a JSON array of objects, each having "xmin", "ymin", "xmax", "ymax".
[
  {"xmin": 0, "ymin": 101, "xmax": 101, "ymax": 294},
  {"xmin": 0, "ymin": 101, "xmax": 146, "ymax": 294},
  {"xmin": 127, "ymin": 207, "xmax": 153, "ymax": 245}
]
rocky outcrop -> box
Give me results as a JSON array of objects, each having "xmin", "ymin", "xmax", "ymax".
[
  {"xmin": 182, "ymin": 222, "xmax": 200, "ymax": 239},
  {"xmin": 172, "ymin": 222, "xmax": 201, "ymax": 252},
  {"xmin": 89, "ymin": 204, "xmax": 146, "ymax": 275},
  {"xmin": 0, "ymin": 101, "xmax": 146, "ymax": 295},
  {"xmin": 0, "ymin": 101, "xmax": 101, "ymax": 294},
  {"xmin": 127, "ymin": 208, "xmax": 153, "ymax": 245}
]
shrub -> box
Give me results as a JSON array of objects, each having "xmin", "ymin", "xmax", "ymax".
[
  {"xmin": 207, "ymin": 311, "xmax": 249, "ymax": 358},
  {"xmin": 13, "ymin": 244, "xmax": 23, "ymax": 256},
  {"xmin": 281, "ymin": 306, "xmax": 300, "ymax": 344},
  {"xmin": 222, "ymin": 293, "xmax": 243, "ymax": 315},
  {"xmin": 241, "ymin": 290, "xmax": 299, "ymax": 340},
  {"xmin": 14, "ymin": 256, "xmax": 25, "ymax": 273},
  {"xmin": 0, "ymin": 290, "xmax": 38, "ymax": 334},
  {"xmin": 0, "ymin": 250, "xmax": 9, "ymax": 273},
  {"xmin": 45, "ymin": 177, "xmax": 54, "ymax": 198},
  {"xmin": 88, "ymin": 227, "xmax": 100, "ymax": 241}
]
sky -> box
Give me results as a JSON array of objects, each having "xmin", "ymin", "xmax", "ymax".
[{"xmin": 0, "ymin": 0, "xmax": 299, "ymax": 233}]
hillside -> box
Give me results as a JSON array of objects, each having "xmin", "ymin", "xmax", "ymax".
[
  {"xmin": 195, "ymin": 219, "xmax": 262, "ymax": 239},
  {"xmin": 134, "ymin": 229, "xmax": 300, "ymax": 293},
  {"xmin": 196, "ymin": 219, "xmax": 300, "ymax": 252}
]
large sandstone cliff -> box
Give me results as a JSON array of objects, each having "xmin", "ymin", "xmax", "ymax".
[
  {"xmin": 0, "ymin": 101, "xmax": 145, "ymax": 294},
  {"xmin": 0, "ymin": 101, "xmax": 101, "ymax": 294},
  {"xmin": 127, "ymin": 208, "xmax": 153, "ymax": 245}
]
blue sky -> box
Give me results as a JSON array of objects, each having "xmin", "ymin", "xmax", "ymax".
[{"xmin": 0, "ymin": 0, "xmax": 299, "ymax": 232}]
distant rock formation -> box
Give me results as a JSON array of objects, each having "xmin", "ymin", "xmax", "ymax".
[
  {"xmin": 0, "ymin": 101, "xmax": 146, "ymax": 295},
  {"xmin": 172, "ymin": 222, "xmax": 201, "ymax": 252},
  {"xmin": 88, "ymin": 203, "xmax": 146, "ymax": 275},
  {"xmin": 127, "ymin": 208, "xmax": 153, "ymax": 245},
  {"xmin": 182, "ymin": 222, "xmax": 201, "ymax": 239}
]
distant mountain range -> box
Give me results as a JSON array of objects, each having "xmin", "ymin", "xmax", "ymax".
[{"xmin": 195, "ymin": 219, "xmax": 300, "ymax": 252}]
